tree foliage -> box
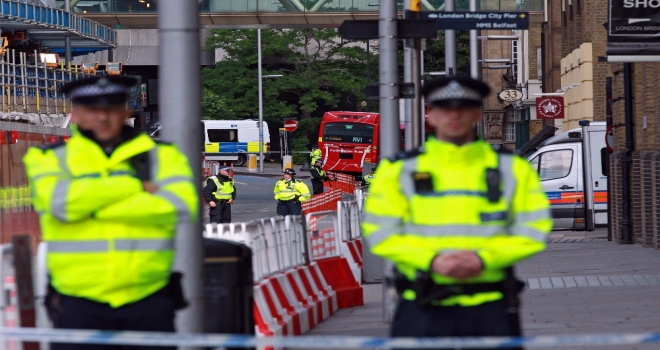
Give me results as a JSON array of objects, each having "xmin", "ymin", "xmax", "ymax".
[
  {"xmin": 203, "ymin": 29, "xmax": 377, "ymax": 127},
  {"xmin": 201, "ymin": 88, "xmax": 237, "ymax": 120},
  {"xmin": 424, "ymin": 30, "xmax": 471, "ymax": 77}
]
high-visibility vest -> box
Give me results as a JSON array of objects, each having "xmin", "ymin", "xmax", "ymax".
[
  {"xmin": 361, "ymin": 137, "xmax": 552, "ymax": 307},
  {"xmin": 310, "ymin": 149, "xmax": 322, "ymax": 163},
  {"xmin": 209, "ymin": 176, "xmax": 234, "ymax": 200},
  {"xmin": 363, "ymin": 173, "xmax": 375, "ymax": 184},
  {"xmin": 23, "ymin": 126, "xmax": 198, "ymax": 308},
  {"xmin": 273, "ymin": 179, "xmax": 311, "ymax": 202}
]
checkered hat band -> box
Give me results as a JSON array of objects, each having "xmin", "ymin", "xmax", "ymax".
[
  {"xmin": 69, "ymin": 84, "xmax": 126, "ymax": 99},
  {"xmin": 427, "ymin": 82, "xmax": 482, "ymax": 103}
]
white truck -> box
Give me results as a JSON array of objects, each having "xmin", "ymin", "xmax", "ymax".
[{"xmin": 520, "ymin": 121, "xmax": 608, "ymax": 231}]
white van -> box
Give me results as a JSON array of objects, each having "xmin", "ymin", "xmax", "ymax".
[
  {"xmin": 203, "ymin": 120, "xmax": 270, "ymax": 167},
  {"xmin": 522, "ymin": 121, "xmax": 608, "ymax": 231}
]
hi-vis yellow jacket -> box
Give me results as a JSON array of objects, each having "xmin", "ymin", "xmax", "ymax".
[
  {"xmin": 362, "ymin": 137, "xmax": 552, "ymax": 307},
  {"xmin": 274, "ymin": 179, "xmax": 311, "ymax": 202},
  {"xmin": 23, "ymin": 127, "xmax": 198, "ymax": 308}
]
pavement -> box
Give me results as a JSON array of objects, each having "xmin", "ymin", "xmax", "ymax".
[{"xmin": 298, "ymin": 229, "xmax": 660, "ymax": 350}]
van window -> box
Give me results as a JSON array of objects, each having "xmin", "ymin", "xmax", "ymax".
[
  {"xmin": 538, "ymin": 149, "xmax": 573, "ymax": 181},
  {"xmin": 529, "ymin": 155, "xmax": 539, "ymax": 172},
  {"xmin": 207, "ymin": 129, "xmax": 237, "ymax": 142}
]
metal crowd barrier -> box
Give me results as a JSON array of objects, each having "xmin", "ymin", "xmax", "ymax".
[
  {"xmin": 305, "ymin": 211, "xmax": 340, "ymax": 261},
  {"xmin": 337, "ymin": 200, "xmax": 361, "ymax": 242},
  {"xmin": 204, "ymin": 215, "xmax": 306, "ymax": 282}
]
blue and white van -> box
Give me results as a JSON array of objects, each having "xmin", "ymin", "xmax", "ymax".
[{"xmin": 203, "ymin": 120, "xmax": 270, "ymax": 167}]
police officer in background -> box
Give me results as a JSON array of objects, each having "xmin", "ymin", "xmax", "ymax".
[
  {"xmin": 309, "ymin": 145, "xmax": 322, "ymax": 164},
  {"xmin": 23, "ymin": 76, "xmax": 198, "ymax": 349},
  {"xmin": 203, "ymin": 166, "xmax": 236, "ymax": 223},
  {"xmin": 310, "ymin": 159, "xmax": 335, "ymax": 195},
  {"xmin": 361, "ymin": 76, "xmax": 552, "ymax": 349},
  {"xmin": 274, "ymin": 168, "xmax": 311, "ymax": 215},
  {"xmin": 361, "ymin": 164, "xmax": 376, "ymax": 187}
]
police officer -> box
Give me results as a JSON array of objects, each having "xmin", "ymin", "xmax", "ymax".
[
  {"xmin": 361, "ymin": 165, "xmax": 376, "ymax": 187},
  {"xmin": 274, "ymin": 168, "xmax": 311, "ymax": 215},
  {"xmin": 23, "ymin": 76, "xmax": 198, "ymax": 350},
  {"xmin": 309, "ymin": 159, "xmax": 335, "ymax": 195},
  {"xmin": 203, "ymin": 166, "xmax": 236, "ymax": 223},
  {"xmin": 309, "ymin": 145, "xmax": 322, "ymax": 164},
  {"xmin": 361, "ymin": 76, "xmax": 552, "ymax": 349}
]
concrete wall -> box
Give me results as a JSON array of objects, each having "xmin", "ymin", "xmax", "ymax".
[{"xmin": 73, "ymin": 29, "xmax": 215, "ymax": 66}]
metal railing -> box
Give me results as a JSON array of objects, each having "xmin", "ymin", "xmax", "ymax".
[
  {"xmin": 306, "ymin": 210, "xmax": 341, "ymax": 261},
  {"xmin": 337, "ymin": 200, "xmax": 361, "ymax": 242},
  {"xmin": 0, "ymin": 49, "xmax": 98, "ymax": 121},
  {"xmin": 3, "ymin": 0, "xmax": 116, "ymax": 46}
]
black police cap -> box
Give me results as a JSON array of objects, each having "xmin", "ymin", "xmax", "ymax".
[
  {"xmin": 422, "ymin": 76, "xmax": 491, "ymax": 109},
  {"xmin": 59, "ymin": 76, "xmax": 137, "ymax": 107},
  {"xmin": 283, "ymin": 168, "xmax": 296, "ymax": 176}
]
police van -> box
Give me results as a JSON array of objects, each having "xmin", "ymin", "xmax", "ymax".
[
  {"xmin": 521, "ymin": 121, "xmax": 607, "ymax": 231},
  {"xmin": 203, "ymin": 120, "xmax": 270, "ymax": 167}
]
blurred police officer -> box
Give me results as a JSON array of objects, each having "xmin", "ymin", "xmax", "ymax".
[
  {"xmin": 204, "ymin": 166, "xmax": 236, "ymax": 223},
  {"xmin": 23, "ymin": 76, "xmax": 198, "ymax": 350},
  {"xmin": 361, "ymin": 76, "xmax": 552, "ymax": 349},
  {"xmin": 309, "ymin": 159, "xmax": 335, "ymax": 195},
  {"xmin": 361, "ymin": 165, "xmax": 376, "ymax": 187},
  {"xmin": 309, "ymin": 145, "xmax": 322, "ymax": 164},
  {"xmin": 274, "ymin": 168, "xmax": 311, "ymax": 215}
]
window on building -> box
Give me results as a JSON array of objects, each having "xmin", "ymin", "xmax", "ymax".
[
  {"xmin": 504, "ymin": 108, "xmax": 516, "ymax": 142},
  {"xmin": 207, "ymin": 129, "xmax": 237, "ymax": 142},
  {"xmin": 512, "ymin": 40, "xmax": 519, "ymax": 80}
]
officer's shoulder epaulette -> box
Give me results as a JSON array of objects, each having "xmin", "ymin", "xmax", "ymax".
[
  {"xmin": 38, "ymin": 141, "xmax": 66, "ymax": 151},
  {"xmin": 387, "ymin": 147, "xmax": 425, "ymax": 162}
]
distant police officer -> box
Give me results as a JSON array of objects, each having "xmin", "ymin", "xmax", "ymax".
[
  {"xmin": 361, "ymin": 76, "xmax": 552, "ymax": 349},
  {"xmin": 309, "ymin": 159, "xmax": 335, "ymax": 195},
  {"xmin": 203, "ymin": 166, "xmax": 236, "ymax": 223},
  {"xmin": 361, "ymin": 165, "xmax": 376, "ymax": 187},
  {"xmin": 309, "ymin": 145, "xmax": 322, "ymax": 164},
  {"xmin": 274, "ymin": 168, "xmax": 311, "ymax": 215},
  {"xmin": 23, "ymin": 76, "xmax": 198, "ymax": 350}
]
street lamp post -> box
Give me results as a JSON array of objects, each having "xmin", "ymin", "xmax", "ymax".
[{"xmin": 257, "ymin": 29, "xmax": 283, "ymax": 173}]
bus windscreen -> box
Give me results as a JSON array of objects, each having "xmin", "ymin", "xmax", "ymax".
[{"xmin": 322, "ymin": 123, "xmax": 374, "ymax": 144}]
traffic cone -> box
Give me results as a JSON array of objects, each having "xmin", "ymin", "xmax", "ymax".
[{"xmin": 300, "ymin": 160, "xmax": 311, "ymax": 172}]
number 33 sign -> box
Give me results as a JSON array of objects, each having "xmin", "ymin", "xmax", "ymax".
[{"xmin": 498, "ymin": 89, "xmax": 523, "ymax": 102}]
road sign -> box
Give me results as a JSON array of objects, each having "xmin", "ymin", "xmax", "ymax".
[
  {"xmin": 284, "ymin": 120, "xmax": 298, "ymax": 132},
  {"xmin": 408, "ymin": 11, "xmax": 529, "ymax": 30},
  {"xmin": 338, "ymin": 19, "xmax": 438, "ymax": 40},
  {"xmin": 606, "ymin": 125, "xmax": 616, "ymax": 152}
]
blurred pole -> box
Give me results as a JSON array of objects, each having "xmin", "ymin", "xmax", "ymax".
[
  {"xmin": 258, "ymin": 29, "xmax": 264, "ymax": 173},
  {"xmin": 65, "ymin": 0, "xmax": 71, "ymax": 67},
  {"xmin": 158, "ymin": 0, "xmax": 205, "ymax": 347},
  {"xmin": 469, "ymin": 0, "xmax": 478, "ymax": 78},
  {"xmin": 404, "ymin": 45, "xmax": 413, "ymax": 150},
  {"xmin": 445, "ymin": 0, "xmax": 456, "ymax": 76},
  {"xmin": 379, "ymin": 0, "xmax": 400, "ymax": 323}
]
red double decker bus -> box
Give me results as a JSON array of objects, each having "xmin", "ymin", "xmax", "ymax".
[{"xmin": 318, "ymin": 111, "xmax": 432, "ymax": 177}]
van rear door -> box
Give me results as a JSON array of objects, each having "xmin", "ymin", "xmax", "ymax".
[
  {"xmin": 528, "ymin": 143, "xmax": 582, "ymax": 230},
  {"xmin": 582, "ymin": 124, "xmax": 608, "ymax": 229}
]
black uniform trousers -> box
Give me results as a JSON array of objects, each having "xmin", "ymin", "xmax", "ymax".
[
  {"xmin": 209, "ymin": 201, "xmax": 231, "ymax": 223},
  {"xmin": 391, "ymin": 299, "xmax": 523, "ymax": 350},
  {"xmin": 50, "ymin": 289, "xmax": 175, "ymax": 350},
  {"xmin": 311, "ymin": 180, "xmax": 324, "ymax": 196},
  {"xmin": 277, "ymin": 200, "xmax": 302, "ymax": 216}
]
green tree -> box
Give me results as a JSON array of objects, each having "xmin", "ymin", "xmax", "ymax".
[
  {"xmin": 424, "ymin": 30, "xmax": 471, "ymax": 76},
  {"xmin": 203, "ymin": 29, "xmax": 376, "ymax": 123},
  {"xmin": 201, "ymin": 88, "xmax": 237, "ymax": 120}
]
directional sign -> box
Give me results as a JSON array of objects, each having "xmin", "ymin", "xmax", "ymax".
[
  {"xmin": 407, "ymin": 11, "xmax": 529, "ymax": 30},
  {"xmin": 284, "ymin": 120, "xmax": 298, "ymax": 132},
  {"xmin": 338, "ymin": 19, "xmax": 438, "ymax": 40}
]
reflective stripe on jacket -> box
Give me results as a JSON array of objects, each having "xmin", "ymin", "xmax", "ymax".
[
  {"xmin": 361, "ymin": 137, "xmax": 552, "ymax": 307},
  {"xmin": 23, "ymin": 126, "xmax": 199, "ymax": 308},
  {"xmin": 274, "ymin": 179, "xmax": 311, "ymax": 202},
  {"xmin": 210, "ymin": 176, "xmax": 235, "ymax": 200}
]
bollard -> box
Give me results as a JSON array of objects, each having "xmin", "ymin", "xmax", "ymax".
[
  {"xmin": 282, "ymin": 155, "xmax": 293, "ymax": 171},
  {"xmin": 247, "ymin": 154, "xmax": 257, "ymax": 173}
]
